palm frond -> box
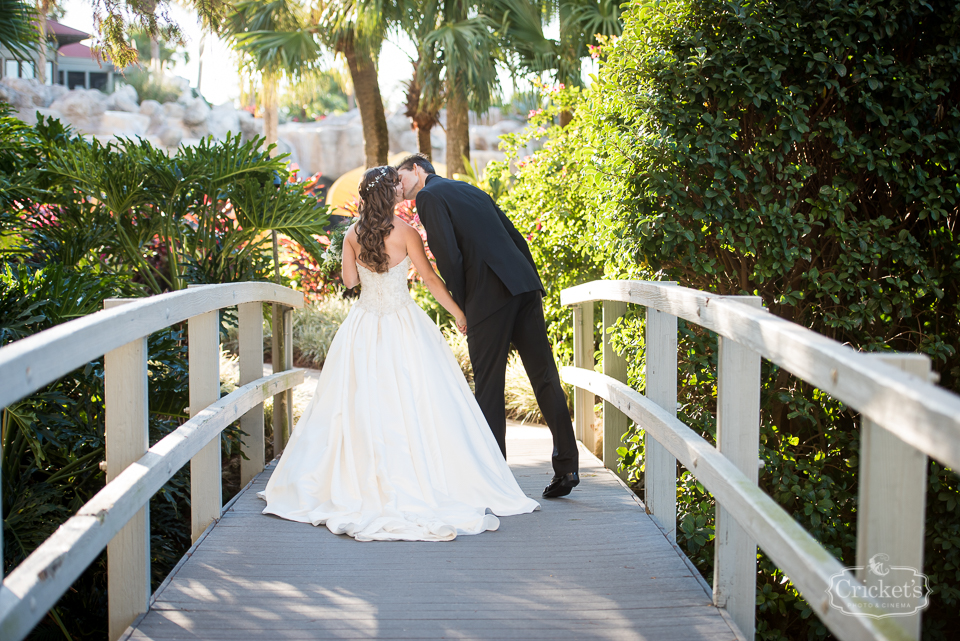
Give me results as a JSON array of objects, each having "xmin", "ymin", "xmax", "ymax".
[
  {"xmin": 562, "ymin": 0, "xmax": 623, "ymax": 43},
  {"xmin": 425, "ymin": 16, "xmax": 501, "ymax": 111},
  {"xmin": 233, "ymin": 29, "xmax": 323, "ymax": 76},
  {"xmin": 0, "ymin": 0, "xmax": 38, "ymax": 61}
]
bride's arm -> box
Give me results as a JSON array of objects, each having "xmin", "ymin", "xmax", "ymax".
[
  {"xmin": 341, "ymin": 225, "xmax": 360, "ymax": 289},
  {"xmin": 404, "ymin": 224, "xmax": 467, "ymax": 333}
]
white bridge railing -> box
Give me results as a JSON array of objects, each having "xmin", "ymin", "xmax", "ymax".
[
  {"xmin": 0, "ymin": 283, "xmax": 306, "ymax": 641},
  {"xmin": 562, "ymin": 280, "xmax": 960, "ymax": 641}
]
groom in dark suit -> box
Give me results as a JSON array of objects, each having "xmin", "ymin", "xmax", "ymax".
[{"xmin": 397, "ymin": 154, "xmax": 579, "ymax": 498}]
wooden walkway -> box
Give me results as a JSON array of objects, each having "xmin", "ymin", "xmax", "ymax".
[{"xmin": 123, "ymin": 424, "xmax": 743, "ymax": 640}]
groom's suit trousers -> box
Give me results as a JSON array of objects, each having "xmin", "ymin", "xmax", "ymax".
[{"xmin": 467, "ymin": 290, "xmax": 579, "ymax": 477}]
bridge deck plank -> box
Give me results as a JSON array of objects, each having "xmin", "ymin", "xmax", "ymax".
[{"xmin": 126, "ymin": 425, "xmax": 739, "ymax": 641}]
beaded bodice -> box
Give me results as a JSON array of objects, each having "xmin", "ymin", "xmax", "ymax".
[{"xmin": 356, "ymin": 255, "xmax": 415, "ymax": 316}]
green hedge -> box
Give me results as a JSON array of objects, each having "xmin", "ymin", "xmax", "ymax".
[{"xmin": 494, "ymin": 1, "xmax": 960, "ymax": 638}]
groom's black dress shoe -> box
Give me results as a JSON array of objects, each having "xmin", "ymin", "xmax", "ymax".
[{"xmin": 542, "ymin": 472, "xmax": 580, "ymax": 498}]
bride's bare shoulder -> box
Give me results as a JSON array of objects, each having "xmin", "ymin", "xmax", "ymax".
[
  {"xmin": 392, "ymin": 215, "xmax": 414, "ymax": 230},
  {"xmin": 393, "ymin": 217, "xmax": 421, "ymax": 238}
]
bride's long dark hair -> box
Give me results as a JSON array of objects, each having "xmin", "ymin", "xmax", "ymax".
[{"xmin": 356, "ymin": 166, "xmax": 398, "ymax": 273}]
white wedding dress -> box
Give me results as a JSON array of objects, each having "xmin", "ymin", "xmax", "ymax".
[{"xmin": 258, "ymin": 255, "xmax": 540, "ymax": 541}]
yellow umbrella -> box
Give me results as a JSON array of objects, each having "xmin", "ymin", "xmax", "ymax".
[{"xmin": 325, "ymin": 152, "xmax": 448, "ymax": 214}]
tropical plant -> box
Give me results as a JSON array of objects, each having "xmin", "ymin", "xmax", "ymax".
[
  {"xmin": 487, "ymin": 0, "xmax": 623, "ymax": 124},
  {"xmin": 31, "ymin": 118, "xmax": 329, "ymax": 293},
  {"xmin": 223, "ymin": 0, "xmax": 390, "ymax": 167},
  {"xmin": 494, "ymin": 0, "xmax": 960, "ymax": 638},
  {"xmin": 1, "ymin": 108, "xmax": 331, "ymax": 639},
  {"xmin": 223, "ymin": 0, "xmax": 324, "ymax": 148}
]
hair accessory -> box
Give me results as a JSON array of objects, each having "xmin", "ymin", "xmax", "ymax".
[{"xmin": 365, "ymin": 167, "xmax": 390, "ymax": 189}]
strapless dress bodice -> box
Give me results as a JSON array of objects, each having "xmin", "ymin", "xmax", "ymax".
[{"xmin": 356, "ymin": 255, "xmax": 415, "ymax": 316}]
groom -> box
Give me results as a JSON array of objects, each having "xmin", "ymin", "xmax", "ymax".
[{"xmin": 397, "ymin": 154, "xmax": 580, "ymax": 499}]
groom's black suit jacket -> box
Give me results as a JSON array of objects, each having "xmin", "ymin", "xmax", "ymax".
[{"xmin": 415, "ymin": 174, "xmax": 544, "ymax": 323}]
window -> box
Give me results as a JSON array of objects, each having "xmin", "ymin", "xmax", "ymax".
[
  {"xmin": 58, "ymin": 70, "xmax": 64, "ymax": 85},
  {"xmin": 4, "ymin": 60, "xmax": 18, "ymax": 78},
  {"xmin": 21, "ymin": 61, "xmax": 34, "ymax": 78},
  {"xmin": 89, "ymin": 72, "xmax": 108, "ymax": 91},
  {"xmin": 45, "ymin": 61, "xmax": 53, "ymax": 85},
  {"xmin": 67, "ymin": 71, "xmax": 86, "ymax": 89}
]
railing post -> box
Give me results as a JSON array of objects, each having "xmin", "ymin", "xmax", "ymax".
[
  {"xmin": 284, "ymin": 306, "xmax": 294, "ymax": 431},
  {"xmin": 602, "ymin": 301, "xmax": 628, "ymax": 477},
  {"xmin": 271, "ymin": 305, "xmax": 293, "ymax": 453},
  {"xmin": 238, "ymin": 302, "xmax": 265, "ymax": 486},
  {"xmin": 573, "ymin": 302, "xmax": 595, "ymax": 449},
  {"xmin": 188, "ymin": 294, "xmax": 221, "ymax": 542},
  {"xmin": 713, "ymin": 296, "xmax": 763, "ymax": 640},
  {"xmin": 103, "ymin": 299, "xmax": 150, "ymax": 641},
  {"xmin": 645, "ymin": 296, "xmax": 678, "ymax": 540},
  {"xmin": 857, "ymin": 353, "xmax": 931, "ymax": 640}
]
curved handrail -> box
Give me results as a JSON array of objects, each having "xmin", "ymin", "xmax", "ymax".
[
  {"xmin": 561, "ymin": 367, "xmax": 912, "ymax": 641},
  {"xmin": 562, "ymin": 280, "xmax": 960, "ymax": 471},
  {"xmin": 0, "ymin": 282, "xmax": 304, "ymax": 411},
  {"xmin": 0, "ymin": 368, "xmax": 305, "ymax": 641}
]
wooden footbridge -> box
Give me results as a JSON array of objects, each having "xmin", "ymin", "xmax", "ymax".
[{"xmin": 2, "ymin": 280, "xmax": 959, "ymax": 641}]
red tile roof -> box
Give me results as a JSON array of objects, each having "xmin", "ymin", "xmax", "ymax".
[
  {"xmin": 58, "ymin": 43, "xmax": 96, "ymax": 59},
  {"xmin": 45, "ymin": 19, "xmax": 88, "ymax": 40}
]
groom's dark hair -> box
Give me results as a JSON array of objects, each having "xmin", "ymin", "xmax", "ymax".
[{"xmin": 396, "ymin": 153, "xmax": 436, "ymax": 175}]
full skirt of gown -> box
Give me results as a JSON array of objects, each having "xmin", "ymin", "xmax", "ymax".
[{"xmin": 258, "ymin": 258, "xmax": 540, "ymax": 541}]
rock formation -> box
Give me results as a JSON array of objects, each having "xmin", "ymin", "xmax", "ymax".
[{"xmin": 2, "ymin": 77, "xmax": 522, "ymax": 181}]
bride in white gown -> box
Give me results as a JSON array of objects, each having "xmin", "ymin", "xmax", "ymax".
[{"xmin": 258, "ymin": 165, "xmax": 540, "ymax": 541}]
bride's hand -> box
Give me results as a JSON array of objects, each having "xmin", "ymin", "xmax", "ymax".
[{"xmin": 456, "ymin": 315, "xmax": 467, "ymax": 335}]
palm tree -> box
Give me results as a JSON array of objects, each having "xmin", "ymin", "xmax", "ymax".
[
  {"xmin": 223, "ymin": 0, "xmax": 323, "ymax": 150},
  {"xmin": 34, "ymin": 0, "xmax": 54, "ymax": 84},
  {"xmin": 316, "ymin": 0, "xmax": 391, "ymax": 168},
  {"xmin": 402, "ymin": 59, "xmax": 443, "ymax": 160},
  {"xmin": 488, "ymin": 0, "xmax": 622, "ymax": 125},
  {"xmin": 225, "ymin": 0, "xmax": 391, "ymax": 169},
  {"xmin": 396, "ymin": 0, "xmax": 443, "ymax": 159},
  {"xmin": 422, "ymin": 0, "xmax": 500, "ymax": 177}
]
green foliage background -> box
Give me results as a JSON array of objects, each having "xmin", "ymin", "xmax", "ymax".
[
  {"xmin": 492, "ymin": 1, "xmax": 960, "ymax": 639},
  {"xmin": 0, "ymin": 108, "xmax": 327, "ymax": 638}
]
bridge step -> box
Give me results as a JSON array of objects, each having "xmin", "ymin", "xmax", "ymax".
[{"xmin": 124, "ymin": 424, "xmax": 741, "ymax": 640}]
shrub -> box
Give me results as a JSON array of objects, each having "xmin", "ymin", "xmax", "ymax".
[
  {"xmin": 1, "ymin": 264, "xmax": 196, "ymax": 637},
  {"xmin": 291, "ymin": 294, "xmax": 354, "ymax": 368},
  {"xmin": 500, "ymin": 0, "xmax": 960, "ymax": 638}
]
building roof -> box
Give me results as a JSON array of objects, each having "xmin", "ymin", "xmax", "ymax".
[
  {"xmin": 58, "ymin": 43, "xmax": 96, "ymax": 59},
  {"xmin": 57, "ymin": 42, "xmax": 116, "ymax": 71},
  {"xmin": 46, "ymin": 19, "xmax": 89, "ymax": 48}
]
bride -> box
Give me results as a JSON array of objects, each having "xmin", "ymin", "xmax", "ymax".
[{"xmin": 258, "ymin": 165, "xmax": 540, "ymax": 541}]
